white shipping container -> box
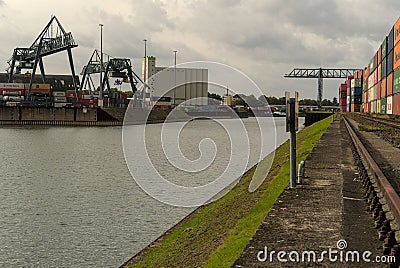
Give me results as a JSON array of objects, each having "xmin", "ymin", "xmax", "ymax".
[
  {"xmin": 54, "ymin": 97, "xmax": 67, "ymax": 102},
  {"xmin": 368, "ymin": 74, "xmax": 374, "ymax": 89},
  {"xmin": 346, "ymin": 96, "xmax": 350, "ymax": 105},
  {"xmin": 0, "ymin": 83, "xmax": 24, "ymax": 90},
  {"xmin": 54, "ymin": 102, "xmax": 67, "ymax": 108},
  {"xmin": 351, "ymin": 78, "xmax": 361, "ymax": 88},
  {"xmin": 387, "ymin": 95, "xmax": 393, "ymax": 114},
  {"xmin": 6, "ymin": 101, "xmax": 18, "ymax": 107},
  {"xmin": 3, "ymin": 90, "xmax": 23, "ymax": 96},
  {"xmin": 53, "ymin": 91, "xmax": 66, "ymax": 97},
  {"xmin": 369, "ymin": 86, "xmax": 376, "ymax": 101},
  {"xmin": 371, "ymin": 100, "xmax": 377, "ymax": 113},
  {"xmin": 3, "ymin": 96, "xmax": 23, "ymax": 101}
]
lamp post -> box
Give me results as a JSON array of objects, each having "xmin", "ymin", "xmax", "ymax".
[
  {"xmin": 173, "ymin": 50, "xmax": 177, "ymax": 107},
  {"xmin": 143, "ymin": 39, "xmax": 147, "ymax": 108},
  {"xmin": 99, "ymin": 23, "xmax": 104, "ymax": 107}
]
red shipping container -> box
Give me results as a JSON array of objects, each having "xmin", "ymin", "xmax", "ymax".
[
  {"xmin": 394, "ymin": 93, "xmax": 400, "ymax": 114},
  {"xmin": 351, "ymin": 103, "xmax": 361, "ymax": 112},
  {"xmin": 340, "ymin": 98, "xmax": 346, "ymax": 106},
  {"xmin": 365, "ymin": 102, "xmax": 370, "ymax": 113},
  {"xmin": 374, "ymin": 69, "xmax": 378, "ymax": 84},
  {"xmin": 66, "ymin": 93, "xmax": 76, "ymax": 98},
  {"xmin": 346, "ymin": 78, "xmax": 351, "ymax": 96},
  {"xmin": 388, "ymin": 73, "xmax": 393, "ymax": 95},
  {"xmin": 378, "ymin": 46, "xmax": 382, "ymax": 64},
  {"xmin": 381, "ymin": 78, "xmax": 387, "ymax": 98}
]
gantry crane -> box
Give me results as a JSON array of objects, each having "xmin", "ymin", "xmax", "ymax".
[
  {"xmin": 80, "ymin": 50, "xmax": 144, "ymax": 97},
  {"xmin": 6, "ymin": 16, "xmax": 79, "ymax": 100},
  {"xmin": 284, "ymin": 68, "xmax": 362, "ymax": 107}
]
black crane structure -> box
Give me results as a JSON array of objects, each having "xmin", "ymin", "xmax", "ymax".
[
  {"xmin": 284, "ymin": 68, "xmax": 362, "ymax": 107},
  {"xmin": 6, "ymin": 16, "xmax": 79, "ymax": 100},
  {"xmin": 80, "ymin": 50, "xmax": 144, "ymax": 96}
]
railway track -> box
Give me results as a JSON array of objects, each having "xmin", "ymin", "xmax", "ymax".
[
  {"xmin": 344, "ymin": 116, "xmax": 400, "ymax": 262},
  {"xmin": 358, "ymin": 114, "xmax": 400, "ymax": 129}
]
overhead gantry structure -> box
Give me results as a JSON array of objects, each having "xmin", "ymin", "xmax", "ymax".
[
  {"xmin": 6, "ymin": 16, "xmax": 79, "ymax": 100},
  {"xmin": 80, "ymin": 50, "xmax": 144, "ymax": 97},
  {"xmin": 284, "ymin": 68, "xmax": 362, "ymax": 107}
]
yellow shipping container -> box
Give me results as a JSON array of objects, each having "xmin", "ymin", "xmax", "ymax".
[
  {"xmin": 24, "ymin": 83, "xmax": 51, "ymax": 90},
  {"xmin": 377, "ymin": 99, "xmax": 381, "ymax": 114}
]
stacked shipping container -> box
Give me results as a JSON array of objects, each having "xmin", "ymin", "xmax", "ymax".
[
  {"xmin": 339, "ymin": 16, "xmax": 400, "ymax": 115},
  {"xmin": 339, "ymin": 83, "xmax": 347, "ymax": 112},
  {"xmin": 0, "ymin": 83, "xmax": 130, "ymax": 108}
]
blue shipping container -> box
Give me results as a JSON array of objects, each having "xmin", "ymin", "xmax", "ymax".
[
  {"xmin": 388, "ymin": 50, "xmax": 394, "ymax": 74},
  {"xmin": 388, "ymin": 26, "xmax": 395, "ymax": 52},
  {"xmin": 351, "ymin": 87, "xmax": 362, "ymax": 96}
]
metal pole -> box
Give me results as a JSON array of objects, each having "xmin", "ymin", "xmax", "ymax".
[
  {"xmin": 318, "ymin": 68, "xmax": 323, "ymax": 108},
  {"xmin": 173, "ymin": 50, "xmax": 177, "ymax": 107},
  {"xmin": 289, "ymin": 99, "xmax": 297, "ymax": 188},
  {"xmin": 99, "ymin": 23, "xmax": 104, "ymax": 107},
  {"xmin": 143, "ymin": 39, "xmax": 147, "ymax": 108},
  {"xmin": 290, "ymin": 131, "xmax": 297, "ymax": 188}
]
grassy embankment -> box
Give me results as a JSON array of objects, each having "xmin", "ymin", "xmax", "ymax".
[{"xmin": 126, "ymin": 116, "xmax": 332, "ymax": 268}]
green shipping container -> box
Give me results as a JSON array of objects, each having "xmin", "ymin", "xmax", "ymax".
[
  {"xmin": 380, "ymin": 98, "xmax": 387, "ymax": 114},
  {"xmin": 394, "ymin": 68, "xmax": 400, "ymax": 94},
  {"xmin": 382, "ymin": 38, "xmax": 387, "ymax": 60},
  {"xmin": 370, "ymin": 56, "xmax": 375, "ymax": 71}
]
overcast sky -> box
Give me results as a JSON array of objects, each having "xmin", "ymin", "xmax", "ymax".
[{"xmin": 0, "ymin": 0, "xmax": 399, "ymax": 100}]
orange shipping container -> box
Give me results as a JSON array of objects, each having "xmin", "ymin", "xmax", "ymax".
[
  {"xmin": 365, "ymin": 66, "xmax": 370, "ymax": 79},
  {"xmin": 388, "ymin": 73, "xmax": 393, "ymax": 95},
  {"xmin": 394, "ymin": 43, "xmax": 400, "ymax": 71},
  {"xmin": 381, "ymin": 77, "xmax": 387, "ymax": 98},
  {"xmin": 377, "ymin": 81, "xmax": 381, "ymax": 100},
  {"xmin": 395, "ymin": 16, "xmax": 400, "ymax": 46},
  {"xmin": 358, "ymin": 70, "xmax": 363, "ymax": 79}
]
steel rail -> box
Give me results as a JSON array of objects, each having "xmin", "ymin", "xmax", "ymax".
[{"xmin": 344, "ymin": 117, "xmax": 400, "ymax": 225}]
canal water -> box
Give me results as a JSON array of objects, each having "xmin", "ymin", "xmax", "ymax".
[{"xmin": 0, "ymin": 117, "xmax": 304, "ymax": 267}]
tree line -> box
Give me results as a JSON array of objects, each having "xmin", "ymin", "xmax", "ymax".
[{"xmin": 208, "ymin": 93, "xmax": 338, "ymax": 107}]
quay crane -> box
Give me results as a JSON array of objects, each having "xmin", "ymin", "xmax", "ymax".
[{"xmin": 6, "ymin": 16, "xmax": 79, "ymax": 101}]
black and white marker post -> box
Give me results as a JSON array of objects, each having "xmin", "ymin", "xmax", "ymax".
[{"xmin": 286, "ymin": 91, "xmax": 299, "ymax": 188}]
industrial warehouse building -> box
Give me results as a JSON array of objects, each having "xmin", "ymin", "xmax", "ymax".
[{"xmin": 142, "ymin": 56, "xmax": 208, "ymax": 106}]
